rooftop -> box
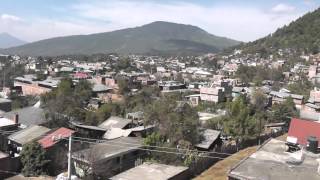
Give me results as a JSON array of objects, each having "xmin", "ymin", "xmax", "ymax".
[
  {"xmin": 228, "ymin": 139, "xmax": 320, "ymax": 180},
  {"xmin": 98, "ymin": 116, "xmax": 132, "ymax": 130},
  {"xmin": 72, "ymin": 137, "xmax": 142, "ymax": 163},
  {"xmin": 92, "ymin": 83, "xmax": 112, "ymax": 92},
  {"xmin": 110, "ymin": 162, "xmax": 188, "ymax": 180},
  {"xmin": 2, "ymin": 106, "xmax": 45, "ymax": 127},
  {"xmin": 38, "ymin": 127, "xmax": 75, "ymax": 149},
  {"xmin": 195, "ymin": 129, "xmax": 221, "ymax": 150},
  {"xmin": 8, "ymin": 125, "xmax": 51, "ymax": 145}
]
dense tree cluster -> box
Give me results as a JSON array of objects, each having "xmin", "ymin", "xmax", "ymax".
[
  {"xmin": 235, "ymin": 65, "xmax": 283, "ymax": 85},
  {"xmin": 41, "ymin": 79, "xmax": 93, "ymax": 127},
  {"xmin": 242, "ymin": 7, "xmax": 320, "ymax": 55}
]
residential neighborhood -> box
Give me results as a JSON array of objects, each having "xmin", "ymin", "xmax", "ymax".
[{"xmin": 1, "ymin": 1, "xmax": 320, "ymax": 180}]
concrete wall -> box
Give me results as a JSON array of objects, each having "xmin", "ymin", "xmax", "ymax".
[{"xmin": 14, "ymin": 81, "xmax": 51, "ymax": 96}]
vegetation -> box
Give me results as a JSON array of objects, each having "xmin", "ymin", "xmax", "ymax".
[
  {"xmin": 41, "ymin": 78, "xmax": 93, "ymax": 127},
  {"xmin": 268, "ymin": 97, "xmax": 298, "ymax": 124},
  {"xmin": 144, "ymin": 97, "xmax": 200, "ymax": 145},
  {"xmin": 287, "ymin": 75, "xmax": 313, "ymax": 99},
  {"xmin": 242, "ymin": 7, "xmax": 320, "ymax": 55},
  {"xmin": 20, "ymin": 142, "xmax": 50, "ymax": 177},
  {"xmin": 235, "ymin": 65, "xmax": 283, "ymax": 85},
  {"xmin": 222, "ymin": 96, "xmax": 260, "ymax": 140},
  {"xmin": 2, "ymin": 21, "xmax": 240, "ymax": 56}
]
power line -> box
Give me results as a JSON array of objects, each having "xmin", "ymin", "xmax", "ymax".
[
  {"xmin": 72, "ymin": 136, "xmax": 233, "ymax": 156},
  {"xmin": 67, "ymin": 138, "xmax": 242, "ymax": 161},
  {"xmin": 0, "ymin": 129, "xmax": 235, "ymax": 156}
]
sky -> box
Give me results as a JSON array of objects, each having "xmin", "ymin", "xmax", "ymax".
[{"xmin": 0, "ymin": 0, "xmax": 319, "ymax": 42}]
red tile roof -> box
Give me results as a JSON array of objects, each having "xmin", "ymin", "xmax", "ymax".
[
  {"xmin": 288, "ymin": 118, "xmax": 320, "ymax": 147},
  {"xmin": 38, "ymin": 127, "xmax": 75, "ymax": 149}
]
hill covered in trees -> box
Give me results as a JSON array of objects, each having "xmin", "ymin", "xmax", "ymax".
[
  {"xmin": 241, "ymin": 7, "xmax": 320, "ymax": 55},
  {"xmin": 1, "ymin": 21, "xmax": 240, "ymax": 56}
]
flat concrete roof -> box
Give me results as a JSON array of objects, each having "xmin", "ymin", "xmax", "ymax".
[
  {"xmin": 110, "ymin": 162, "xmax": 188, "ymax": 180},
  {"xmin": 228, "ymin": 139, "xmax": 320, "ymax": 180}
]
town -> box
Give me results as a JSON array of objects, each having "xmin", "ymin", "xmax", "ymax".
[
  {"xmin": 0, "ymin": 45, "xmax": 319, "ymax": 180},
  {"xmin": 0, "ymin": 1, "xmax": 320, "ymax": 180}
]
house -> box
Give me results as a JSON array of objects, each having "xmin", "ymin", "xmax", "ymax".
[
  {"xmin": 91, "ymin": 83, "xmax": 113, "ymax": 96},
  {"xmin": 269, "ymin": 91, "xmax": 304, "ymax": 107},
  {"xmin": 0, "ymin": 114, "xmax": 20, "ymax": 151},
  {"xmin": 8, "ymin": 125, "xmax": 51, "ymax": 157},
  {"xmin": 110, "ymin": 162, "xmax": 190, "ymax": 180},
  {"xmin": 69, "ymin": 121, "xmax": 106, "ymax": 139},
  {"xmin": 103, "ymin": 125, "xmax": 154, "ymax": 140},
  {"xmin": 158, "ymin": 81, "xmax": 186, "ymax": 91},
  {"xmin": 72, "ymin": 137, "xmax": 144, "ymax": 179},
  {"xmin": 2, "ymin": 105, "xmax": 46, "ymax": 128},
  {"xmin": 185, "ymin": 94, "xmax": 201, "ymax": 106},
  {"xmin": 195, "ymin": 129, "xmax": 222, "ymax": 151},
  {"xmin": 73, "ymin": 72, "xmax": 90, "ymax": 80},
  {"xmin": 13, "ymin": 76, "xmax": 59, "ymax": 96},
  {"xmin": 287, "ymin": 118, "xmax": 320, "ymax": 148},
  {"xmin": 308, "ymin": 65, "xmax": 317, "ymax": 79},
  {"xmin": 228, "ymin": 139, "xmax": 320, "ymax": 180},
  {"xmin": 38, "ymin": 127, "xmax": 75, "ymax": 175},
  {"xmin": 303, "ymin": 103, "xmax": 320, "ymax": 112},
  {"xmin": 309, "ymin": 88, "xmax": 320, "ymax": 105},
  {"xmin": 200, "ymin": 85, "xmax": 225, "ymax": 103}
]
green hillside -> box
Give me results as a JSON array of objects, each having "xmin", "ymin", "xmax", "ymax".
[
  {"xmin": 241, "ymin": 8, "xmax": 320, "ymax": 55},
  {"xmin": 2, "ymin": 21, "xmax": 240, "ymax": 56}
]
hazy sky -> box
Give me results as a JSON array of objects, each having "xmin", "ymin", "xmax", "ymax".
[{"xmin": 0, "ymin": 0, "xmax": 319, "ymax": 42}]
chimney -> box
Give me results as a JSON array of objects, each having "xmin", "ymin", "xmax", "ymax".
[{"xmin": 13, "ymin": 114, "xmax": 19, "ymax": 124}]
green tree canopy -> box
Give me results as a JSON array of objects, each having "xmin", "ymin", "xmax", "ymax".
[{"xmin": 20, "ymin": 142, "xmax": 50, "ymax": 177}]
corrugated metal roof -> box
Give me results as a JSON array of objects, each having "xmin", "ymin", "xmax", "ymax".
[
  {"xmin": 288, "ymin": 118, "xmax": 320, "ymax": 147},
  {"xmin": 38, "ymin": 127, "xmax": 75, "ymax": 149},
  {"xmin": 3, "ymin": 106, "xmax": 46, "ymax": 127},
  {"xmin": 8, "ymin": 125, "xmax": 51, "ymax": 145},
  {"xmin": 98, "ymin": 116, "xmax": 132, "ymax": 130}
]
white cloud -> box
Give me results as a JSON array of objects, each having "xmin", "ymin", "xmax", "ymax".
[
  {"xmin": 70, "ymin": 1, "xmax": 304, "ymax": 41},
  {"xmin": 0, "ymin": 1, "xmax": 312, "ymax": 42},
  {"xmin": 1, "ymin": 14, "xmax": 22, "ymax": 22},
  {"xmin": 271, "ymin": 3, "xmax": 296, "ymax": 14}
]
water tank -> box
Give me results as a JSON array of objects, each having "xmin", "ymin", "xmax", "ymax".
[{"xmin": 307, "ymin": 136, "xmax": 318, "ymax": 153}]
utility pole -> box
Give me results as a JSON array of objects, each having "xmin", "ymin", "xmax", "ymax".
[{"xmin": 68, "ymin": 134, "xmax": 72, "ymax": 180}]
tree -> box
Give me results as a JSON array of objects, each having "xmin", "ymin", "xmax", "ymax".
[
  {"xmin": 269, "ymin": 97, "xmax": 298, "ymax": 124},
  {"xmin": 144, "ymin": 98, "xmax": 200, "ymax": 146},
  {"xmin": 117, "ymin": 78, "xmax": 130, "ymax": 95},
  {"xmin": 251, "ymin": 89, "xmax": 268, "ymax": 113},
  {"xmin": 222, "ymin": 97, "xmax": 260, "ymax": 141},
  {"xmin": 41, "ymin": 79, "xmax": 93, "ymax": 127},
  {"xmin": 20, "ymin": 142, "xmax": 50, "ymax": 176}
]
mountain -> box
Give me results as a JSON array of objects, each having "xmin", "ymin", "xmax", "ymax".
[
  {"xmin": 241, "ymin": 8, "xmax": 320, "ymax": 55},
  {"xmin": 0, "ymin": 33, "xmax": 27, "ymax": 48},
  {"xmin": 1, "ymin": 21, "xmax": 240, "ymax": 56}
]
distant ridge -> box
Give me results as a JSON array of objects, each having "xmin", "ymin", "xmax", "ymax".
[
  {"xmin": 1, "ymin": 21, "xmax": 240, "ymax": 56},
  {"xmin": 0, "ymin": 33, "xmax": 27, "ymax": 48}
]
